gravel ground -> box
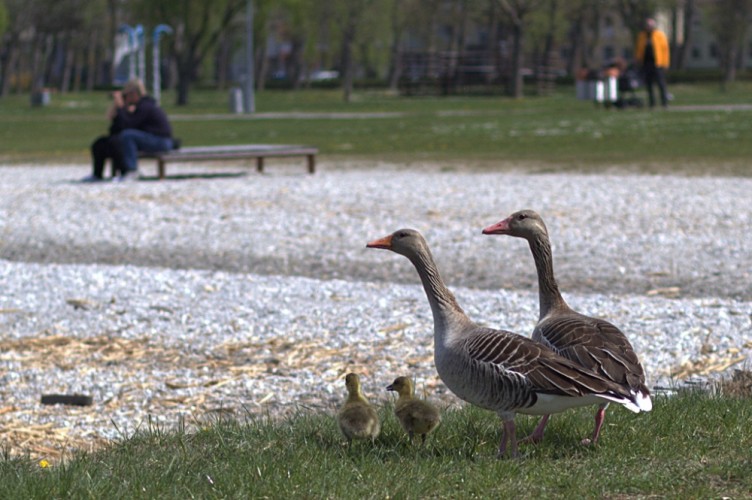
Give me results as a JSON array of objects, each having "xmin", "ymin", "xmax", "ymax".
[{"xmin": 1, "ymin": 162, "xmax": 751, "ymax": 460}]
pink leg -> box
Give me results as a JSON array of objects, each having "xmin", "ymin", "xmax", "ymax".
[
  {"xmin": 497, "ymin": 419, "xmax": 519, "ymax": 459},
  {"xmin": 582, "ymin": 406, "xmax": 607, "ymax": 446},
  {"xmin": 519, "ymin": 414, "xmax": 550, "ymax": 445}
]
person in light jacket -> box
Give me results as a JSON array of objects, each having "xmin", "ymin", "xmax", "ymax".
[{"xmin": 635, "ymin": 18, "xmax": 670, "ymax": 108}]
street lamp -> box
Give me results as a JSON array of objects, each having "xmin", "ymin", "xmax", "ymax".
[{"xmin": 152, "ymin": 24, "xmax": 173, "ymax": 103}]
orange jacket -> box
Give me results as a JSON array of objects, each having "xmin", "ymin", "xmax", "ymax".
[{"xmin": 635, "ymin": 29, "xmax": 670, "ymax": 68}]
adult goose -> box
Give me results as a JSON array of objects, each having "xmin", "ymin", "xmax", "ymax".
[
  {"xmin": 367, "ymin": 229, "xmax": 648, "ymax": 458},
  {"xmin": 482, "ymin": 209, "xmax": 652, "ymax": 445},
  {"xmin": 386, "ymin": 376, "xmax": 441, "ymax": 445},
  {"xmin": 338, "ymin": 373, "xmax": 381, "ymax": 445}
]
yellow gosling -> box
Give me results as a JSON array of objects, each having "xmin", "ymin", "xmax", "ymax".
[
  {"xmin": 338, "ymin": 373, "xmax": 381, "ymax": 444},
  {"xmin": 386, "ymin": 376, "xmax": 441, "ymax": 445}
]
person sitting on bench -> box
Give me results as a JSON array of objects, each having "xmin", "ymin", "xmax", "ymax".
[{"xmin": 83, "ymin": 78, "xmax": 174, "ymax": 182}]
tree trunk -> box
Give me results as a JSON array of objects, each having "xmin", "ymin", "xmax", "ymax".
[
  {"xmin": 723, "ymin": 46, "xmax": 738, "ymax": 87},
  {"xmin": 536, "ymin": 0, "xmax": 558, "ymax": 95},
  {"xmin": 566, "ymin": 15, "xmax": 584, "ymax": 75},
  {"xmin": 86, "ymin": 31, "xmax": 98, "ymax": 91},
  {"xmin": 176, "ymin": 55, "xmax": 193, "ymax": 105},
  {"xmin": 73, "ymin": 47, "xmax": 84, "ymax": 92},
  {"xmin": 1, "ymin": 36, "xmax": 19, "ymax": 96},
  {"xmin": 256, "ymin": 43, "xmax": 268, "ymax": 91},
  {"xmin": 289, "ymin": 36, "xmax": 304, "ymax": 90},
  {"xmin": 216, "ymin": 34, "xmax": 230, "ymax": 91},
  {"xmin": 509, "ymin": 21, "xmax": 523, "ymax": 98},
  {"xmin": 486, "ymin": 1, "xmax": 499, "ymax": 84},
  {"xmin": 387, "ymin": 0, "xmax": 403, "ymax": 91},
  {"xmin": 676, "ymin": 0, "xmax": 696, "ymax": 71},
  {"xmin": 341, "ymin": 30, "xmax": 355, "ymax": 102},
  {"xmin": 341, "ymin": 9, "xmax": 358, "ymax": 103},
  {"xmin": 449, "ymin": 0, "xmax": 468, "ymax": 91},
  {"xmin": 61, "ymin": 36, "xmax": 75, "ymax": 94}
]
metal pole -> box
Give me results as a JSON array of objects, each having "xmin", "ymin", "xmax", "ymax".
[
  {"xmin": 244, "ymin": 0, "xmax": 255, "ymax": 113},
  {"xmin": 119, "ymin": 24, "xmax": 136, "ymax": 80},
  {"xmin": 135, "ymin": 25, "xmax": 145, "ymax": 82},
  {"xmin": 152, "ymin": 25, "xmax": 173, "ymax": 104}
]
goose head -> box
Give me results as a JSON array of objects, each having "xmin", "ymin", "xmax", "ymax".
[
  {"xmin": 386, "ymin": 376, "xmax": 414, "ymax": 397},
  {"xmin": 482, "ymin": 209, "xmax": 548, "ymax": 240},
  {"xmin": 366, "ymin": 228, "xmax": 427, "ymax": 257}
]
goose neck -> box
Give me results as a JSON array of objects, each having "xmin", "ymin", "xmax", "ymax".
[
  {"xmin": 407, "ymin": 247, "xmax": 467, "ymax": 335},
  {"xmin": 529, "ymin": 233, "xmax": 567, "ymax": 317}
]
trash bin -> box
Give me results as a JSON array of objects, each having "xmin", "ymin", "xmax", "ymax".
[
  {"xmin": 31, "ymin": 89, "xmax": 51, "ymax": 107},
  {"xmin": 229, "ymin": 87, "xmax": 243, "ymax": 114}
]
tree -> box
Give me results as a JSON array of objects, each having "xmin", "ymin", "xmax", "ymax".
[
  {"xmin": 673, "ymin": 0, "xmax": 697, "ymax": 70},
  {"xmin": 496, "ymin": 0, "xmax": 547, "ymax": 98},
  {"xmin": 135, "ymin": 0, "xmax": 245, "ymax": 105},
  {"xmin": 705, "ymin": 0, "xmax": 752, "ymax": 86},
  {"xmin": 615, "ymin": 0, "xmax": 657, "ymax": 36},
  {"xmin": 335, "ymin": 0, "xmax": 375, "ymax": 102}
]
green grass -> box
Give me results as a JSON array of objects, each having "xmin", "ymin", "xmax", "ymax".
[
  {"xmin": 2, "ymin": 83, "xmax": 752, "ymax": 173},
  {"xmin": 2, "ymin": 391, "xmax": 750, "ymax": 498}
]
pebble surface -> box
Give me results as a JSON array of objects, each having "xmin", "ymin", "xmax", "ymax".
[{"xmin": 0, "ymin": 162, "xmax": 750, "ymax": 458}]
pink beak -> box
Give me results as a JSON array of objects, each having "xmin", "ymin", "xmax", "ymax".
[{"xmin": 482, "ymin": 218, "xmax": 511, "ymax": 235}]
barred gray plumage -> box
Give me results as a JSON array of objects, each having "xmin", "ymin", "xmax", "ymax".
[
  {"xmin": 367, "ymin": 228, "xmax": 649, "ymax": 458},
  {"xmin": 483, "ymin": 209, "xmax": 652, "ymax": 446}
]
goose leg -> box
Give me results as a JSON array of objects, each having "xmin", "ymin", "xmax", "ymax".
[
  {"xmin": 582, "ymin": 404, "xmax": 608, "ymax": 446},
  {"xmin": 519, "ymin": 414, "xmax": 550, "ymax": 444},
  {"xmin": 497, "ymin": 419, "xmax": 519, "ymax": 459}
]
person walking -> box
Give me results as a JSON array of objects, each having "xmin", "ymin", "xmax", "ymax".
[{"xmin": 635, "ymin": 18, "xmax": 670, "ymax": 108}]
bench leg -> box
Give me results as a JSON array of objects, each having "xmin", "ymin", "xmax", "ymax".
[
  {"xmin": 158, "ymin": 159, "xmax": 166, "ymax": 180},
  {"xmin": 307, "ymin": 155, "xmax": 316, "ymax": 174},
  {"xmin": 256, "ymin": 157, "xmax": 264, "ymax": 173}
]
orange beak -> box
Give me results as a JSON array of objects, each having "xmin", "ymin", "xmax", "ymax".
[{"xmin": 366, "ymin": 234, "xmax": 393, "ymax": 249}]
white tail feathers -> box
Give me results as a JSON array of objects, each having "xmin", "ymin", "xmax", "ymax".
[
  {"xmin": 596, "ymin": 389, "xmax": 652, "ymax": 414},
  {"xmin": 633, "ymin": 390, "xmax": 653, "ymax": 412}
]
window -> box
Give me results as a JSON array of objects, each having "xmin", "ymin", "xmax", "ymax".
[
  {"xmin": 692, "ymin": 46, "xmax": 701, "ymax": 59},
  {"xmin": 603, "ymin": 46, "xmax": 615, "ymax": 60},
  {"xmin": 709, "ymin": 43, "xmax": 718, "ymax": 59}
]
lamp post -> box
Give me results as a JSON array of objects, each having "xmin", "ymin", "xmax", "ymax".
[
  {"xmin": 152, "ymin": 24, "xmax": 173, "ymax": 103},
  {"xmin": 135, "ymin": 24, "xmax": 145, "ymax": 82},
  {"xmin": 118, "ymin": 24, "xmax": 137, "ymax": 80}
]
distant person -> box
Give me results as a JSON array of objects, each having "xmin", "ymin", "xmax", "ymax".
[
  {"xmin": 82, "ymin": 78, "xmax": 174, "ymax": 182},
  {"xmin": 83, "ymin": 97, "xmax": 127, "ymax": 182},
  {"xmin": 634, "ymin": 18, "xmax": 670, "ymax": 108}
]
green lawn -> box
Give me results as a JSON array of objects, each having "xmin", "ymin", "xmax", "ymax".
[
  {"xmin": 1, "ymin": 84, "xmax": 752, "ymax": 174},
  {"xmin": 1, "ymin": 391, "xmax": 750, "ymax": 498}
]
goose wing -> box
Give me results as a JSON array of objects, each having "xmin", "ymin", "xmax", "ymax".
[
  {"xmin": 463, "ymin": 326, "xmax": 623, "ymax": 398},
  {"xmin": 535, "ymin": 313, "xmax": 647, "ymax": 390}
]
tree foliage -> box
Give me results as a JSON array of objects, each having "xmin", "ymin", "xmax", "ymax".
[{"xmin": 0, "ymin": 0, "xmax": 747, "ymax": 100}]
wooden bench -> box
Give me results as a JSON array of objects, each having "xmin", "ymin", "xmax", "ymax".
[{"xmin": 139, "ymin": 144, "xmax": 318, "ymax": 179}]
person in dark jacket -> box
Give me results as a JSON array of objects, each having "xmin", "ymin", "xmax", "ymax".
[
  {"xmin": 114, "ymin": 78, "xmax": 174, "ymax": 181},
  {"xmin": 83, "ymin": 78, "xmax": 173, "ymax": 182}
]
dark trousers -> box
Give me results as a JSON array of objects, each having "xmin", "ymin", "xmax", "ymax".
[
  {"xmin": 643, "ymin": 66, "xmax": 668, "ymax": 108},
  {"xmin": 91, "ymin": 134, "xmax": 124, "ymax": 178}
]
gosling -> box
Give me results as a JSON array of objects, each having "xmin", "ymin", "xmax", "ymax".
[
  {"xmin": 387, "ymin": 376, "xmax": 441, "ymax": 445},
  {"xmin": 338, "ymin": 373, "xmax": 381, "ymax": 444}
]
